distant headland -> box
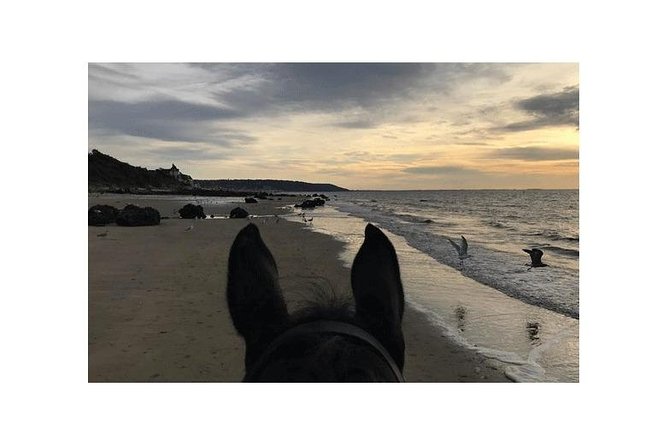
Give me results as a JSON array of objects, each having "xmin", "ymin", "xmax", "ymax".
[{"xmin": 88, "ymin": 149, "xmax": 348, "ymax": 195}]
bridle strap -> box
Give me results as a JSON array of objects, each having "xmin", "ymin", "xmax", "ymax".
[{"xmin": 244, "ymin": 320, "xmax": 405, "ymax": 382}]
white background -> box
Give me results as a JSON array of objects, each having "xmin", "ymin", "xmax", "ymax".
[{"xmin": 2, "ymin": 1, "xmax": 667, "ymax": 444}]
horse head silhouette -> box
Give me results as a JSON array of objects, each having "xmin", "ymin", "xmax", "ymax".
[{"xmin": 227, "ymin": 223, "xmax": 405, "ymax": 382}]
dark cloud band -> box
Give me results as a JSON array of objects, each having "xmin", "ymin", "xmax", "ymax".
[
  {"xmin": 486, "ymin": 146, "xmax": 579, "ymax": 161},
  {"xmin": 500, "ymin": 86, "xmax": 579, "ymax": 132}
]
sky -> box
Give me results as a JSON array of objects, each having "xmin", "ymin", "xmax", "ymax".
[{"xmin": 88, "ymin": 63, "xmax": 578, "ymax": 190}]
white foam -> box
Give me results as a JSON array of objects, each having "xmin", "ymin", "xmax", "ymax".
[{"xmin": 332, "ymin": 199, "xmax": 579, "ymax": 319}]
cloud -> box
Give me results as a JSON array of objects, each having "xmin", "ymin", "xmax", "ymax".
[
  {"xmin": 211, "ymin": 63, "xmax": 510, "ymax": 117},
  {"xmin": 88, "ymin": 63, "xmax": 141, "ymax": 83},
  {"xmin": 332, "ymin": 118, "xmax": 379, "ymax": 129},
  {"xmin": 485, "ymin": 146, "xmax": 579, "ymax": 161},
  {"xmin": 146, "ymin": 146, "xmax": 235, "ymax": 161},
  {"xmin": 329, "ymin": 151, "xmax": 439, "ymax": 165},
  {"xmin": 500, "ymin": 86, "xmax": 579, "ymax": 132},
  {"xmin": 89, "ymin": 98, "xmax": 240, "ymax": 123},
  {"xmin": 89, "ymin": 63, "xmax": 516, "ymax": 146},
  {"xmin": 403, "ymin": 165, "xmax": 484, "ymax": 176},
  {"xmin": 277, "ymin": 64, "xmax": 429, "ymax": 102},
  {"xmin": 215, "ymin": 63, "xmax": 435, "ymax": 111},
  {"xmin": 519, "ymin": 86, "xmax": 579, "ymax": 117},
  {"xmin": 88, "ymin": 99, "xmax": 254, "ymax": 145}
]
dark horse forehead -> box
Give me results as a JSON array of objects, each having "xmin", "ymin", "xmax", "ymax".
[{"xmin": 244, "ymin": 322, "xmax": 404, "ymax": 382}]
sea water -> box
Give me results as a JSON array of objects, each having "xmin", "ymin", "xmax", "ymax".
[{"xmin": 287, "ymin": 190, "xmax": 579, "ymax": 382}]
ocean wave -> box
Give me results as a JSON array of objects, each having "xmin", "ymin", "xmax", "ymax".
[
  {"xmin": 528, "ymin": 229, "xmax": 579, "ymax": 242},
  {"xmin": 487, "ymin": 220, "xmax": 513, "ymax": 230},
  {"xmin": 395, "ymin": 212, "xmax": 436, "ymax": 224},
  {"xmin": 542, "ymin": 246, "xmax": 580, "ymax": 257}
]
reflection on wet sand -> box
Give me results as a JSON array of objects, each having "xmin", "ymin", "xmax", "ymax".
[
  {"xmin": 526, "ymin": 322, "xmax": 541, "ymax": 345},
  {"xmin": 456, "ymin": 306, "xmax": 466, "ymax": 332}
]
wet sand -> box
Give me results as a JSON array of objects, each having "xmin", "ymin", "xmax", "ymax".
[{"xmin": 88, "ymin": 195, "xmax": 510, "ymax": 382}]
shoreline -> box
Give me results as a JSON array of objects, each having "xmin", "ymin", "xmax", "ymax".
[{"xmin": 89, "ymin": 194, "xmax": 510, "ymax": 382}]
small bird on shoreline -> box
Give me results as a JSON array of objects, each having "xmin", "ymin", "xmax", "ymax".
[
  {"xmin": 97, "ymin": 230, "xmax": 109, "ymax": 237},
  {"xmin": 448, "ymin": 236, "xmax": 471, "ymax": 265},
  {"xmin": 185, "ymin": 224, "xmax": 194, "ymax": 232},
  {"xmin": 523, "ymin": 248, "xmax": 548, "ymax": 269}
]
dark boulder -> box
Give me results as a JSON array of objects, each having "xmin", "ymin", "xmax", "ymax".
[
  {"xmin": 88, "ymin": 204, "xmax": 119, "ymax": 226},
  {"xmin": 295, "ymin": 199, "xmax": 316, "ymax": 208},
  {"xmin": 229, "ymin": 207, "xmax": 249, "ymax": 219},
  {"xmin": 116, "ymin": 204, "xmax": 161, "ymax": 226},
  {"xmin": 178, "ymin": 203, "xmax": 206, "ymax": 219},
  {"xmin": 245, "ymin": 197, "xmax": 258, "ymax": 204}
]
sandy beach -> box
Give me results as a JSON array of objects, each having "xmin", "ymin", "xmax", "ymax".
[{"xmin": 89, "ymin": 194, "xmax": 510, "ymax": 382}]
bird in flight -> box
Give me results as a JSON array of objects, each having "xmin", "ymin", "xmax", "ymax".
[
  {"xmin": 523, "ymin": 248, "xmax": 548, "ymax": 269},
  {"xmin": 448, "ymin": 236, "xmax": 471, "ymax": 265}
]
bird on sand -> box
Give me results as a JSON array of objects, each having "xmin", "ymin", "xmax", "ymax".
[
  {"xmin": 185, "ymin": 224, "xmax": 194, "ymax": 232},
  {"xmin": 97, "ymin": 230, "xmax": 109, "ymax": 237},
  {"xmin": 448, "ymin": 236, "xmax": 471, "ymax": 264},
  {"xmin": 523, "ymin": 248, "xmax": 548, "ymax": 269}
]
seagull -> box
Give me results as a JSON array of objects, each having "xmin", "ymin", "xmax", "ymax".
[
  {"xmin": 448, "ymin": 236, "xmax": 471, "ymax": 265},
  {"xmin": 523, "ymin": 248, "xmax": 548, "ymax": 269},
  {"xmin": 185, "ymin": 224, "xmax": 194, "ymax": 232}
]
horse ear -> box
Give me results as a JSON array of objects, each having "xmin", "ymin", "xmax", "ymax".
[
  {"xmin": 351, "ymin": 224, "xmax": 405, "ymax": 370},
  {"xmin": 227, "ymin": 224, "xmax": 288, "ymax": 366}
]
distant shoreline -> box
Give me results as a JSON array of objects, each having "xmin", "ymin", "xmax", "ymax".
[
  {"xmin": 88, "ymin": 187, "xmax": 305, "ymax": 197},
  {"xmin": 88, "ymin": 149, "xmax": 348, "ymax": 195},
  {"xmin": 88, "ymin": 187, "xmax": 578, "ymax": 196}
]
